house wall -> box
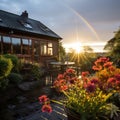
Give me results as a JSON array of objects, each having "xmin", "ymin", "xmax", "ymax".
[{"xmin": 0, "ymin": 31, "xmax": 60, "ymax": 66}]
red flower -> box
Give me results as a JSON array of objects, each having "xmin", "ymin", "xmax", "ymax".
[
  {"xmin": 66, "ymin": 68, "xmax": 75, "ymax": 74},
  {"xmin": 92, "ymin": 65, "xmax": 102, "ymax": 71},
  {"xmin": 99, "ymin": 57, "xmax": 109, "ymax": 63},
  {"xmin": 116, "ymin": 80, "xmax": 120, "ymax": 86},
  {"xmin": 38, "ymin": 95, "xmax": 48, "ymax": 103},
  {"xmin": 82, "ymin": 71, "xmax": 89, "ymax": 77},
  {"xmin": 108, "ymin": 66, "xmax": 116, "ymax": 71},
  {"xmin": 60, "ymin": 85, "xmax": 68, "ymax": 91},
  {"xmin": 115, "ymin": 74, "xmax": 120, "ymax": 81},
  {"xmin": 65, "ymin": 75, "xmax": 70, "ymax": 81},
  {"xmin": 108, "ymin": 77, "xmax": 116, "ymax": 83},
  {"xmin": 59, "ymin": 79, "xmax": 65, "ymax": 84},
  {"xmin": 103, "ymin": 62, "xmax": 113, "ymax": 68},
  {"xmin": 41, "ymin": 104, "xmax": 52, "ymax": 113},
  {"xmin": 69, "ymin": 77, "xmax": 77, "ymax": 84},
  {"xmin": 84, "ymin": 82, "xmax": 96, "ymax": 93},
  {"xmin": 57, "ymin": 74, "xmax": 64, "ymax": 79},
  {"xmin": 90, "ymin": 78, "xmax": 99, "ymax": 84}
]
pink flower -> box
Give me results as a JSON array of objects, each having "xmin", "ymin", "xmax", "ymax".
[{"xmin": 41, "ymin": 104, "xmax": 52, "ymax": 113}]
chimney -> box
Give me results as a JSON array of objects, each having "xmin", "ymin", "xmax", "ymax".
[{"xmin": 21, "ymin": 10, "xmax": 28, "ymax": 19}]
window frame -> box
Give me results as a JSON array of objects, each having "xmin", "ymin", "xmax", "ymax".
[{"xmin": 40, "ymin": 42, "xmax": 53, "ymax": 56}]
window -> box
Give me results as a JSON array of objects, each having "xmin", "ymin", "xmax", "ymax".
[
  {"xmin": 12, "ymin": 37, "xmax": 21, "ymax": 54},
  {"xmin": 24, "ymin": 23, "xmax": 32, "ymax": 29},
  {"xmin": 39, "ymin": 23, "xmax": 49, "ymax": 32},
  {"xmin": 41, "ymin": 43, "xmax": 47, "ymax": 55},
  {"xmin": 3, "ymin": 36, "xmax": 11, "ymax": 54},
  {"xmin": 41, "ymin": 42, "xmax": 53, "ymax": 55},
  {"xmin": 29, "ymin": 39, "xmax": 32, "ymax": 54},
  {"xmin": 48, "ymin": 43, "xmax": 53, "ymax": 55},
  {"xmin": 22, "ymin": 39, "xmax": 29, "ymax": 54},
  {"xmin": 18, "ymin": 20, "xmax": 32, "ymax": 29}
]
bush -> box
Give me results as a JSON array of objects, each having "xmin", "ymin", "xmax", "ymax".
[
  {"xmin": 3, "ymin": 54, "xmax": 19, "ymax": 72},
  {"xmin": 8, "ymin": 72, "xmax": 23, "ymax": 84},
  {"xmin": 0, "ymin": 55, "xmax": 13, "ymax": 89},
  {"xmin": 31, "ymin": 63, "xmax": 43, "ymax": 81},
  {"xmin": 0, "ymin": 55, "xmax": 13, "ymax": 79}
]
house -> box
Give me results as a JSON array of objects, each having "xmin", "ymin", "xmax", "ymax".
[{"xmin": 0, "ymin": 10, "xmax": 62, "ymax": 65}]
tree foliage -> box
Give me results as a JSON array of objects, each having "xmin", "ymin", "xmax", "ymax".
[
  {"xmin": 83, "ymin": 45, "xmax": 93, "ymax": 52},
  {"xmin": 104, "ymin": 28, "xmax": 120, "ymax": 62},
  {"xmin": 58, "ymin": 42, "xmax": 66, "ymax": 61}
]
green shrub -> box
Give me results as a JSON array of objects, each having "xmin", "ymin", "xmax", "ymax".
[
  {"xmin": 3, "ymin": 54, "xmax": 19, "ymax": 72},
  {"xmin": 0, "ymin": 55, "xmax": 13, "ymax": 89},
  {"xmin": 8, "ymin": 72, "xmax": 23, "ymax": 84},
  {"xmin": 31, "ymin": 63, "xmax": 42, "ymax": 81},
  {"xmin": 0, "ymin": 55, "xmax": 13, "ymax": 79}
]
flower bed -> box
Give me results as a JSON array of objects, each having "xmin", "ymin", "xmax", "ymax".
[{"xmin": 39, "ymin": 57, "xmax": 120, "ymax": 120}]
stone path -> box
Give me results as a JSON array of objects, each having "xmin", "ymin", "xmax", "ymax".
[
  {"xmin": 15, "ymin": 102, "xmax": 67, "ymax": 120},
  {"xmin": 4, "ymin": 76, "xmax": 68, "ymax": 120}
]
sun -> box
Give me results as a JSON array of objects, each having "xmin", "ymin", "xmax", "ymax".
[
  {"xmin": 72, "ymin": 42, "xmax": 83, "ymax": 53},
  {"xmin": 64, "ymin": 42, "xmax": 83, "ymax": 53},
  {"xmin": 74, "ymin": 45, "xmax": 82, "ymax": 53}
]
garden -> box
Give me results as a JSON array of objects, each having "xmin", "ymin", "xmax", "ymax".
[
  {"xmin": 1, "ymin": 29, "xmax": 120, "ymax": 120},
  {"xmin": 0, "ymin": 54, "xmax": 47, "ymax": 120},
  {"xmin": 39, "ymin": 57, "xmax": 120, "ymax": 120}
]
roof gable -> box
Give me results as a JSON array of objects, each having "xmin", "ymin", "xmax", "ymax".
[{"xmin": 0, "ymin": 10, "xmax": 62, "ymax": 39}]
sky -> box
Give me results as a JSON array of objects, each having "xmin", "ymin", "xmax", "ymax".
[{"xmin": 0, "ymin": 0, "xmax": 120, "ymax": 52}]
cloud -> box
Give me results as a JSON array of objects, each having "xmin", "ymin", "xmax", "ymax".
[
  {"xmin": 0, "ymin": 0, "xmax": 120, "ymax": 48},
  {"xmin": 66, "ymin": 0, "xmax": 120, "ymax": 23}
]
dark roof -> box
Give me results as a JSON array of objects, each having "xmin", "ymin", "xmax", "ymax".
[{"xmin": 0, "ymin": 10, "xmax": 62, "ymax": 39}]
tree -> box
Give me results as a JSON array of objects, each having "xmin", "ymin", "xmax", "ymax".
[
  {"xmin": 83, "ymin": 45, "xmax": 93, "ymax": 53},
  {"xmin": 58, "ymin": 42, "xmax": 66, "ymax": 61},
  {"xmin": 104, "ymin": 28, "xmax": 120, "ymax": 62}
]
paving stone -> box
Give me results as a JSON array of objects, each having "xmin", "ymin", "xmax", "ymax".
[{"xmin": 16, "ymin": 103, "xmax": 67, "ymax": 120}]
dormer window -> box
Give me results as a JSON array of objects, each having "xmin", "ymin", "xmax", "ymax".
[
  {"xmin": 18, "ymin": 19, "xmax": 32, "ymax": 29},
  {"xmin": 39, "ymin": 23, "xmax": 50, "ymax": 32},
  {"xmin": 24, "ymin": 23, "xmax": 32, "ymax": 29}
]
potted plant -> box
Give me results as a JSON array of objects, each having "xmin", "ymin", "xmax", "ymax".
[{"xmin": 39, "ymin": 57, "xmax": 120, "ymax": 120}]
